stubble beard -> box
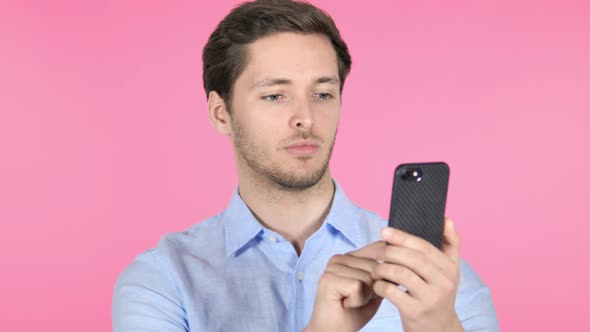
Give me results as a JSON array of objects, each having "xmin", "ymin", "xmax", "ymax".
[{"xmin": 231, "ymin": 119, "xmax": 336, "ymax": 191}]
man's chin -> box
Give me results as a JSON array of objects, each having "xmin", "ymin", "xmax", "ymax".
[{"xmin": 267, "ymin": 168, "xmax": 328, "ymax": 190}]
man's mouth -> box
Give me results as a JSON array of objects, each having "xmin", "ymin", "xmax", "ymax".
[{"xmin": 284, "ymin": 141, "xmax": 320, "ymax": 157}]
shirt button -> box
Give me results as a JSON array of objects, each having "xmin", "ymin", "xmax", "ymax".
[
  {"xmin": 268, "ymin": 236, "xmax": 278, "ymax": 243},
  {"xmin": 297, "ymin": 271, "xmax": 304, "ymax": 281}
]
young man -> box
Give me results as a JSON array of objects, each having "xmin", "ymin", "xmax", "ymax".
[{"xmin": 113, "ymin": 1, "xmax": 498, "ymax": 331}]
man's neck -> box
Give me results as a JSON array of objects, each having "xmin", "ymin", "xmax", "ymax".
[{"xmin": 237, "ymin": 172, "xmax": 335, "ymax": 255}]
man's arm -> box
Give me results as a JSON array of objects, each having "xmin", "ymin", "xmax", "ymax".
[{"xmin": 112, "ymin": 250, "xmax": 188, "ymax": 332}]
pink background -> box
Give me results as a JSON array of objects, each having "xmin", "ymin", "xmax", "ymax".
[{"xmin": 1, "ymin": 0, "xmax": 588, "ymax": 330}]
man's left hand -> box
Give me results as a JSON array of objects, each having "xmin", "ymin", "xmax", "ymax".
[{"xmin": 371, "ymin": 217, "xmax": 465, "ymax": 332}]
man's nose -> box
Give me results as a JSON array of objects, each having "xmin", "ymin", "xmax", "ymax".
[{"xmin": 289, "ymin": 100, "xmax": 313, "ymax": 131}]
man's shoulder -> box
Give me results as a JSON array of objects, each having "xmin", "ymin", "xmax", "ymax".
[
  {"xmin": 112, "ymin": 214, "xmax": 229, "ymax": 330},
  {"xmin": 116, "ymin": 212, "xmax": 228, "ymax": 283},
  {"xmin": 354, "ymin": 204, "xmax": 388, "ymax": 226},
  {"xmin": 348, "ymin": 201, "xmax": 388, "ymax": 236},
  {"xmin": 155, "ymin": 212, "xmax": 227, "ymax": 261}
]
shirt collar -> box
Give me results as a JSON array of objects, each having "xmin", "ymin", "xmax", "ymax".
[
  {"xmin": 223, "ymin": 188, "xmax": 264, "ymax": 257},
  {"xmin": 324, "ymin": 181, "xmax": 364, "ymax": 248},
  {"xmin": 223, "ymin": 180, "xmax": 365, "ymax": 256}
]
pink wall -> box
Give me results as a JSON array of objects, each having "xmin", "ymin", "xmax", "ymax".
[{"xmin": 1, "ymin": 0, "xmax": 588, "ymax": 330}]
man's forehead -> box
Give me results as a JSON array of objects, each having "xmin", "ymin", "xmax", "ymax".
[
  {"xmin": 244, "ymin": 33, "xmax": 338, "ymax": 66},
  {"xmin": 236, "ymin": 32, "xmax": 339, "ymax": 87}
]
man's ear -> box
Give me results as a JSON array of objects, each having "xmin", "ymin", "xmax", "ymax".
[{"xmin": 207, "ymin": 91, "xmax": 231, "ymax": 136}]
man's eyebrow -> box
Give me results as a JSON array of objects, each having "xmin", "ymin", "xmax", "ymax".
[
  {"xmin": 251, "ymin": 76, "xmax": 340, "ymax": 90},
  {"xmin": 316, "ymin": 76, "xmax": 340, "ymax": 85},
  {"xmin": 251, "ymin": 78, "xmax": 292, "ymax": 90}
]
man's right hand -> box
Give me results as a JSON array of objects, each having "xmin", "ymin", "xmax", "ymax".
[{"xmin": 304, "ymin": 242, "xmax": 386, "ymax": 332}]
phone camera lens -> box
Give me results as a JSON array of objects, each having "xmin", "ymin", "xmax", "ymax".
[{"xmin": 401, "ymin": 167, "xmax": 423, "ymax": 182}]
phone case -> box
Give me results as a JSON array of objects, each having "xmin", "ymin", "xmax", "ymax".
[{"xmin": 388, "ymin": 162, "xmax": 450, "ymax": 249}]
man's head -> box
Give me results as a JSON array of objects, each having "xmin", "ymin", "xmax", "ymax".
[
  {"xmin": 202, "ymin": 0, "xmax": 351, "ymax": 110},
  {"xmin": 203, "ymin": 0, "xmax": 352, "ymax": 191}
]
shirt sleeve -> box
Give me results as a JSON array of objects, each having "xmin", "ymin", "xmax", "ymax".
[
  {"xmin": 112, "ymin": 249, "xmax": 189, "ymax": 332},
  {"xmin": 456, "ymin": 259, "xmax": 500, "ymax": 332}
]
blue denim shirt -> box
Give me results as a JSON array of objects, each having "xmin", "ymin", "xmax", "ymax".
[{"xmin": 113, "ymin": 182, "xmax": 498, "ymax": 331}]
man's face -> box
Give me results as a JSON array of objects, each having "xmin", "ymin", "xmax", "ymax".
[{"xmin": 228, "ymin": 32, "xmax": 341, "ymax": 190}]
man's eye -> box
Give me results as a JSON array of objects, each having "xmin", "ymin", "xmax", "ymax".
[
  {"xmin": 262, "ymin": 94, "xmax": 284, "ymax": 101},
  {"xmin": 314, "ymin": 92, "xmax": 333, "ymax": 100}
]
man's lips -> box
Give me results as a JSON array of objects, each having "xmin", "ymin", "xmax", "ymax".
[{"xmin": 284, "ymin": 141, "xmax": 320, "ymax": 156}]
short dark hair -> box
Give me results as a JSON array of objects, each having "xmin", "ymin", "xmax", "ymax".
[{"xmin": 202, "ymin": 0, "xmax": 352, "ymax": 110}]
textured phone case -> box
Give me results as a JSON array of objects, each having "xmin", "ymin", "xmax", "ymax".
[{"xmin": 388, "ymin": 162, "xmax": 450, "ymax": 249}]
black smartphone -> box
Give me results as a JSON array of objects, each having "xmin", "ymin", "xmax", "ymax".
[{"xmin": 388, "ymin": 162, "xmax": 450, "ymax": 249}]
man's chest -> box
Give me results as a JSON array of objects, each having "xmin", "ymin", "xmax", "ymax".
[{"xmin": 174, "ymin": 248, "xmax": 402, "ymax": 332}]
